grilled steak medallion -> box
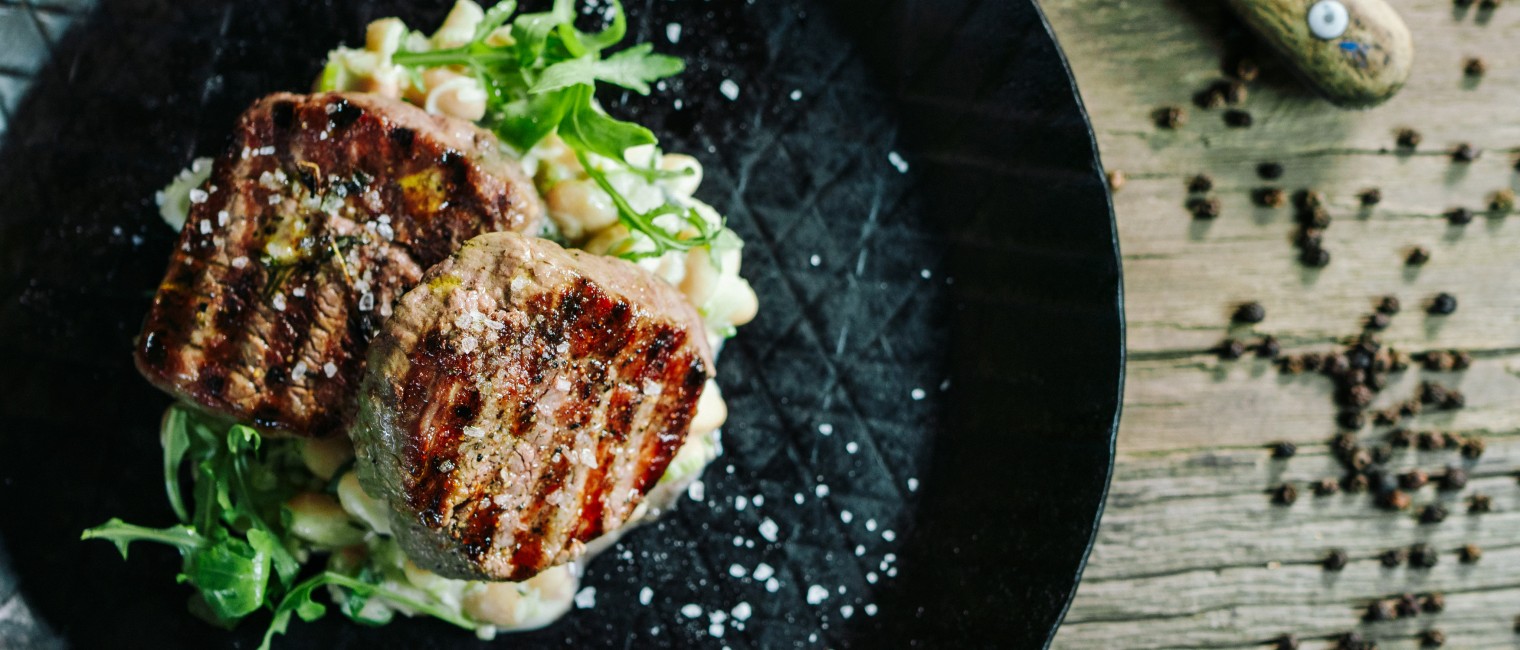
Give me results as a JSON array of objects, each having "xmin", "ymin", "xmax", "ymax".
[
  {"xmin": 136, "ymin": 92, "xmax": 542, "ymax": 437},
  {"xmin": 352, "ymin": 232, "xmax": 713, "ymax": 581}
]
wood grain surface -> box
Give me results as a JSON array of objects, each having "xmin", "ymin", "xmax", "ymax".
[{"xmin": 1042, "ymin": 0, "xmax": 1520, "ymax": 647}]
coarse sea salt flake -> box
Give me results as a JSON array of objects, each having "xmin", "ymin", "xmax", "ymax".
[
  {"xmin": 292, "ymin": 286, "xmax": 306, "ymax": 298},
  {"xmin": 908, "ymin": 478, "xmax": 919, "ymax": 492},
  {"xmin": 217, "ymin": 210, "xmax": 229, "ymax": 226},
  {"xmin": 841, "ymin": 605, "xmax": 854, "ymax": 619},
  {"xmin": 719, "ymin": 79, "xmax": 740, "ymax": 101},
  {"xmin": 846, "ymin": 442, "xmax": 859, "ymax": 454},
  {"xmin": 680, "ymin": 604, "xmax": 702, "ymax": 619},
  {"xmin": 806, "ymin": 585, "xmax": 828, "ymax": 605},
  {"xmin": 555, "ymin": 376, "xmax": 572, "ymax": 392},
  {"xmin": 358, "ymin": 292, "xmax": 375, "ymax": 312},
  {"xmin": 818, "ymin": 423, "xmax": 833, "ymax": 436},
  {"xmin": 732, "ymin": 602, "xmax": 751, "ymax": 621},
  {"xmin": 463, "ymin": 425, "xmax": 485, "ymax": 439},
  {"xmin": 752, "ymin": 563, "xmax": 774, "ymax": 581},
  {"xmin": 323, "ymin": 361, "xmax": 338, "ymax": 378},
  {"xmin": 814, "ymin": 484, "xmax": 829, "ymax": 498},
  {"xmin": 292, "ymin": 361, "xmax": 308, "ymax": 382},
  {"xmin": 199, "ymin": 220, "xmax": 211, "ymax": 234},
  {"xmin": 752, "ymin": 494, "xmax": 764, "ymax": 507},
  {"xmin": 688, "ymin": 480, "xmax": 705, "ymax": 502},
  {"xmin": 765, "ymin": 578, "xmax": 779, "ymax": 593},
  {"xmin": 911, "ymin": 388, "xmax": 926, "ymax": 400},
  {"xmin": 866, "ymin": 604, "xmax": 878, "ymax": 616},
  {"xmin": 639, "ymin": 587, "xmax": 653, "ymax": 606},
  {"xmin": 865, "ymin": 518, "xmax": 878, "ymax": 532},
  {"xmin": 790, "ymin": 89, "xmax": 802, "ymax": 101},
  {"xmin": 735, "ymin": 496, "xmax": 747, "ymax": 511},
  {"xmin": 573, "ymin": 586, "xmax": 596, "ymax": 609},
  {"xmin": 883, "ymin": 530, "xmax": 897, "ymax": 542},
  {"xmin": 888, "ymin": 151, "xmax": 910, "ymax": 173},
  {"xmin": 728, "ymin": 564, "xmax": 746, "ymax": 578},
  {"xmin": 231, "ymin": 256, "xmax": 249, "ymax": 269},
  {"xmin": 841, "ymin": 510, "xmax": 853, "ymax": 524},
  {"xmin": 271, "ymin": 293, "xmax": 287, "ymax": 312},
  {"xmin": 758, "ymin": 518, "xmax": 779, "ymax": 542},
  {"xmin": 666, "ymin": 23, "xmax": 682, "ymax": 43},
  {"xmin": 809, "ymin": 254, "xmax": 821, "ymax": 267}
]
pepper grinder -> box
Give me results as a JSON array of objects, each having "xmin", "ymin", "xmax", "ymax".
[{"xmin": 1225, "ymin": 0, "xmax": 1413, "ymax": 108}]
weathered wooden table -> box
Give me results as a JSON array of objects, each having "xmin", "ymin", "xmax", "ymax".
[{"xmin": 1042, "ymin": 1, "xmax": 1520, "ymax": 647}]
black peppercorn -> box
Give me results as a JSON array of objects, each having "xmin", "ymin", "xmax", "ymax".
[
  {"xmin": 1295, "ymin": 190, "xmax": 1326, "ymax": 211},
  {"xmin": 1419, "ymin": 629, "xmax": 1446, "ymax": 648},
  {"xmin": 1452, "ymin": 143, "xmax": 1480, "ymax": 163},
  {"xmin": 1420, "ymin": 504, "xmax": 1449, "ymax": 524},
  {"xmin": 1388, "ymin": 428, "xmax": 1414, "ymax": 447},
  {"xmin": 1272, "ymin": 482, "xmax": 1299, "ymax": 506},
  {"xmin": 1187, "ymin": 174, "xmax": 1214, "ymax": 193},
  {"xmin": 1331, "ymin": 431, "xmax": 1358, "ymax": 456},
  {"xmin": 1379, "ymin": 548, "xmax": 1407, "ymax": 567},
  {"xmin": 1338, "ymin": 410, "xmax": 1367, "ymax": 430},
  {"xmin": 1406, "ymin": 247, "xmax": 1431, "ymax": 266},
  {"xmin": 1271, "ymin": 441, "xmax": 1297, "ymax": 459},
  {"xmin": 1313, "ymin": 477, "xmax": 1340, "ymax": 496},
  {"xmin": 1410, "ymin": 543, "xmax": 1439, "ymax": 568},
  {"xmin": 1336, "ymin": 631, "xmax": 1366, "ymax": 650},
  {"xmin": 1439, "ymin": 467, "xmax": 1468, "ymax": 491},
  {"xmin": 1490, "ymin": 189, "xmax": 1515, "ymax": 213},
  {"xmin": 1443, "ymin": 431, "xmax": 1464, "ymax": 448},
  {"xmin": 1256, "ymin": 336, "xmax": 1281, "ymax": 358},
  {"xmin": 1445, "ymin": 207, "xmax": 1474, "ymax": 225},
  {"xmin": 1155, "ymin": 106, "xmax": 1187, "ymax": 129},
  {"xmin": 1382, "ymin": 490, "xmax": 1413, "ymax": 510},
  {"xmin": 1460, "ymin": 436, "xmax": 1485, "ymax": 458},
  {"xmin": 1417, "ymin": 431, "xmax": 1445, "ymax": 451},
  {"xmin": 1468, "ymin": 493, "xmax": 1492, "ymax": 513},
  {"xmin": 1455, "ymin": 544, "xmax": 1482, "ymax": 564},
  {"xmin": 1323, "ymin": 548, "xmax": 1349, "ymax": 571},
  {"xmin": 1194, "ymin": 86, "xmax": 1227, "ymax": 109},
  {"xmin": 1233, "ymin": 301, "xmax": 1267, "ymax": 324},
  {"xmin": 1234, "ymin": 57, "xmax": 1260, "ymax": 81},
  {"xmin": 1441, "ymin": 390, "xmax": 1466, "ymax": 410},
  {"xmin": 1323, "ymin": 354, "xmax": 1350, "ymax": 375},
  {"xmin": 1364, "ymin": 599, "xmax": 1397, "ymax": 622},
  {"xmin": 1397, "ymin": 593, "xmax": 1421, "ymax": 618},
  {"xmin": 1396, "ymin": 128, "xmax": 1423, "ymax": 149},
  {"xmin": 1224, "ymin": 109, "xmax": 1253, "ymax": 127},
  {"xmin": 1479, "ymin": 0, "xmax": 1500, "ymax": 8},
  {"xmin": 1254, "ymin": 187, "xmax": 1288, "ymax": 208},
  {"xmin": 1257, "ymin": 162, "xmax": 1284, "ymax": 180},
  {"xmin": 1189, "ymin": 196, "xmax": 1222, "ymax": 219},
  {"xmin": 1428, "ymin": 293, "xmax": 1458, "ymax": 315},
  {"xmin": 1421, "ymin": 592, "xmax": 1445, "ymax": 612},
  {"xmin": 1398, "ymin": 398, "xmax": 1421, "ymax": 416},
  {"xmin": 1373, "ymin": 409, "xmax": 1399, "ymax": 426},
  {"xmin": 1273, "ymin": 633, "xmax": 1299, "ymax": 650},
  {"xmin": 1376, "ymin": 296, "xmax": 1400, "ymax": 315},
  {"xmin": 1365, "ymin": 312, "xmax": 1391, "ymax": 330},
  {"xmin": 1360, "ymin": 188, "xmax": 1383, "ymax": 206},
  {"xmin": 1451, "ymin": 350, "xmax": 1472, "ymax": 370},
  {"xmin": 1344, "ymin": 473, "xmax": 1371, "ymax": 493},
  {"xmin": 1399, "ymin": 470, "xmax": 1429, "ymax": 490},
  {"xmin": 1298, "ymin": 206, "xmax": 1332, "ymax": 229},
  {"xmin": 1369, "ymin": 443, "xmax": 1393, "ymax": 464},
  {"xmin": 1455, "ymin": 0, "xmax": 1475, "ymax": 7},
  {"xmin": 1419, "ymin": 382, "xmax": 1449, "ymax": 405},
  {"xmin": 1422, "ymin": 350, "xmax": 1456, "ymax": 371},
  {"xmin": 1342, "ymin": 386, "xmax": 1374, "ymax": 409},
  {"xmin": 1464, "ymin": 57, "xmax": 1488, "ymax": 76},
  {"xmin": 1224, "ymin": 80, "xmax": 1248, "ymax": 104},
  {"xmin": 1300, "ymin": 245, "xmax": 1331, "ymax": 267},
  {"xmin": 1217, "ymin": 338, "xmax": 1246, "ymax": 360}
]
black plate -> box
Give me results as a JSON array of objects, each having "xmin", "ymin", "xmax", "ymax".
[{"xmin": 0, "ymin": 0, "xmax": 1122, "ymax": 647}]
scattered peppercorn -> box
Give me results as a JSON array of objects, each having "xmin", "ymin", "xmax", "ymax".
[
  {"xmin": 1338, "ymin": 410, "xmax": 1368, "ymax": 431},
  {"xmin": 1451, "ymin": 350, "xmax": 1472, "ymax": 370},
  {"xmin": 1491, "ymin": 189, "xmax": 1515, "ymax": 213},
  {"xmin": 1273, "ymin": 633, "xmax": 1300, "ymax": 650},
  {"xmin": 1364, "ymin": 599, "xmax": 1397, "ymax": 622},
  {"xmin": 1106, "ymin": 170, "xmax": 1125, "ymax": 192},
  {"xmin": 1461, "ymin": 437, "xmax": 1485, "ymax": 458},
  {"xmin": 1217, "ymin": 338, "xmax": 1246, "ymax": 360},
  {"xmin": 1469, "ymin": 493, "xmax": 1492, "ymax": 513},
  {"xmin": 1379, "ymin": 548, "xmax": 1407, "ymax": 567},
  {"xmin": 1359, "ymin": 188, "xmax": 1383, "ymax": 206},
  {"xmin": 1257, "ymin": 162, "xmax": 1284, "ymax": 180},
  {"xmin": 1455, "ymin": 0, "xmax": 1474, "ymax": 7},
  {"xmin": 1313, "ymin": 477, "xmax": 1340, "ymax": 496},
  {"xmin": 1365, "ymin": 312, "xmax": 1391, "ymax": 331},
  {"xmin": 1155, "ymin": 106, "xmax": 1187, "ymax": 129},
  {"xmin": 1442, "ymin": 431, "xmax": 1464, "ymax": 448},
  {"xmin": 1388, "ymin": 428, "xmax": 1415, "ymax": 447},
  {"xmin": 1410, "ymin": 543, "xmax": 1439, "ymax": 568},
  {"xmin": 1442, "ymin": 390, "xmax": 1466, "ymax": 410},
  {"xmin": 1421, "ymin": 592, "xmax": 1445, "ymax": 612},
  {"xmin": 1422, "ymin": 350, "xmax": 1456, "ymax": 371},
  {"xmin": 1235, "ymin": 57, "xmax": 1260, "ymax": 81},
  {"xmin": 1399, "ymin": 470, "xmax": 1430, "ymax": 490},
  {"xmin": 1272, "ymin": 482, "xmax": 1299, "ymax": 506},
  {"xmin": 1233, "ymin": 301, "xmax": 1267, "ymax": 324},
  {"xmin": 1480, "ymin": 0, "xmax": 1500, "ymax": 8},
  {"xmin": 1379, "ymin": 489, "xmax": 1412, "ymax": 511},
  {"xmin": 1342, "ymin": 386, "xmax": 1374, "ymax": 409},
  {"xmin": 1396, "ymin": 128, "xmax": 1423, "ymax": 149},
  {"xmin": 1440, "ymin": 467, "xmax": 1469, "ymax": 491},
  {"xmin": 1459, "ymin": 543, "xmax": 1482, "ymax": 563},
  {"xmin": 1446, "ymin": 207, "xmax": 1474, "ymax": 225},
  {"xmin": 1370, "ymin": 443, "xmax": 1393, "ymax": 464},
  {"xmin": 1452, "ymin": 143, "xmax": 1480, "ymax": 163},
  {"xmin": 1406, "ymin": 247, "xmax": 1431, "ymax": 266},
  {"xmin": 1271, "ymin": 440, "xmax": 1297, "ymax": 459},
  {"xmin": 1224, "ymin": 109, "xmax": 1253, "ymax": 127},
  {"xmin": 1189, "ymin": 196, "xmax": 1222, "ymax": 219},
  {"xmin": 1344, "ymin": 473, "xmax": 1371, "ymax": 493},
  {"xmin": 1194, "ymin": 86, "xmax": 1227, "ymax": 109},
  {"xmin": 1336, "ymin": 632, "xmax": 1364, "ymax": 650},
  {"xmin": 1427, "ymin": 293, "xmax": 1458, "ymax": 315},
  {"xmin": 1187, "ymin": 174, "xmax": 1213, "ymax": 193},
  {"xmin": 1223, "ymin": 80, "xmax": 1247, "ymax": 104},
  {"xmin": 1397, "ymin": 593, "xmax": 1422, "ymax": 618},
  {"xmin": 1256, "ymin": 336, "xmax": 1281, "ymax": 358},
  {"xmin": 1300, "ymin": 245, "xmax": 1331, "ymax": 268},
  {"xmin": 1464, "ymin": 57, "xmax": 1488, "ymax": 76},
  {"xmin": 1323, "ymin": 548, "xmax": 1349, "ymax": 571},
  {"xmin": 1420, "ymin": 629, "xmax": 1446, "ymax": 648},
  {"xmin": 1418, "ymin": 430, "xmax": 1445, "ymax": 450},
  {"xmin": 1373, "ymin": 409, "xmax": 1399, "ymax": 426},
  {"xmin": 1420, "ymin": 504, "xmax": 1449, "ymax": 524},
  {"xmin": 1254, "ymin": 187, "xmax": 1288, "ymax": 207}
]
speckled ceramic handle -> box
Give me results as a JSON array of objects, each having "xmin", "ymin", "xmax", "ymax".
[{"xmin": 1226, "ymin": 0, "xmax": 1413, "ymax": 108}]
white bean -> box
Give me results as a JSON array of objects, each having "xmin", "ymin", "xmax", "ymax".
[
  {"xmin": 547, "ymin": 179, "xmax": 618, "ymax": 241},
  {"xmin": 690, "ymin": 380, "xmax": 728, "ymax": 437},
  {"xmin": 365, "ymin": 18, "xmax": 407, "ymax": 58},
  {"xmin": 679, "ymin": 247, "xmax": 720, "ymax": 308},
  {"xmin": 659, "ymin": 153, "xmax": 703, "ymax": 198},
  {"xmin": 285, "ymin": 492, "xmax": 365, "ymax": 548},
  {"xmin": 432, "ymin": 0, "xmax": 485, "ymax": 49},
  {"xmin": 298, "ymin": 435, "xmax": 354, "ymax": 481},
  {"xmin": 463, "ymin": 582, "xmax": 525, "ymax": 626}
]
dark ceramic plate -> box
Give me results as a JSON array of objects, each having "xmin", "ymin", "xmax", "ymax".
[{"xmin": 0, "ymin": 0, "xmax": 1122, "ymax": 647}]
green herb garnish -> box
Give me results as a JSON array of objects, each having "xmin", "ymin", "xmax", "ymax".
[{"xmin": 391, "ymin": 0, "xmax": 721, "ymax": 257}]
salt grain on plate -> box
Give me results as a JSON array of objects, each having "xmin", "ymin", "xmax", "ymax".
[
  {"xmin": 911, "ymin": 388, "xmax": 926, "ymax": 400},
  {"xmin": 680, "ymin": 604, "xmax": 702, "ymax": 619},
  {"xmin": 752, "ymin": 563, "xmax": 774, "ymax": 581},
  {"xmin": 728, "ymin": 564, "xmax": 746, "ymax": 578},
  {"xmin": 688, "ymin": 480, "xmax": 705, "ymax": 502},
  {"xmin": 765, "ymin": 577, "xmax": 779, "ymax": 593},
  {"xmin": 719, "ymin": 79, "xmax": 740, "ymax": 101},
  {"xmin": 666, "ymin": 23, "xmax": 682, "ymax": 43},
  {"xmin": 854, "ymin": 545, "xmax": 865, "ymax": 557},
  {"xmin": 866, "ymin": 604, "xmax": 878, "ymax": 616},
  {"xmin": 271, "ymin": 293, "xmax": 286, "ymax": 312},
  {"xmin": 735, "ymin": 496, "xmax": 747, "ymax": 511},
  {"xmin": 920, "ymin": 269, "xmax": 932, "ymax": 279},
  {"xmin": 908, "ymin": 478, "xmax": 919, "ymax": 492},
  {"xmin": 793, "ymin": 493, "xmax": 804, "ymax": 505},
  {"xmin": 841, "ymin": 510, "xmax": 853, "ymax": 523},
  {"xmin": 866, "ymin": 572, "xmax": 878, "ymax": 584},
  {"xmin": 708, "ymin": 623, "xmax": 725, "ymax": 638},
  {"xmin": 751, "ymin": 495, "xmax": 764, "ymax": 507},
  {"xmin": 573, "ymin": 586, "xmax": 596, "ymax": 609},
  {"xmin": 883, "ymin": 530, "xmax": 897, "ymax": 542},
  {"xmin": 818, "ymin": 423, "xmax": 833, "ymax": 436},
  {"xmin": 840, "ymin": 605, "xmax": 854, "ymax": 619},
  {"xmin": 809, "ymin": 254, "xmax": 821, "ymax": 267},
  {"xmin": 866, "ymin": 519, "xmax": 878, "ymax": 531},
  {"xmin": 814, "ymin": 484, "xmax": 829, "ymax": 498},
  {"xmin": 323, "ymin": 361, "xmax": 338, "ymax": 378},
  {"xmin": 639, "ymin": 587, "xmax": 653, "ymax": 606},
  {"xmin": 806, "ymin": 585, "xmax": 829, "ymax": 605},
  {"xmin": 846, "ymin": 442, "xmax": 859, "ymax": 454},
  {"xmin": 732, "ymin": 536, "xmax": 743, "ymax": 547},
  {"xmin": 732, "ymin": 602, "xmax": 752, "ymax": 621},
  {"xmin": 758, "ymin": 518, "xmax": 779, "ymax": 542},
  {"xmin": 888, "ymin": 151, "xmax": 910, "ymax": 173},
  {"xmin": 790, "ymin": 89, "xmax": 802, "ymax": 101}
]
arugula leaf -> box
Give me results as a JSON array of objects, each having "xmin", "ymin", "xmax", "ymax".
[
  {"xmin": 509, "ymin": 0, "xmax": 574, "ymax": 65},
  {"xmin": 531, "ymin": 43, "xmax": 683, "ymax": 95},
  {"xmin": 495, "ymin": 88, "xmax": 573, "ymax": 152},
  {"xmin": 574, "ymin": 0, "xmax": 627, "ymax": 51},
  {"xmin": 261, "ymin": 572, "xmax": 477, "ymax": 650},
  {"xmin": 82, "ymin": 519, "xmax": 202, "ymax": 558},
  {"xmin": 576, "ymin": 150, "xmax": 723, "ymax": 258},
  {"xmin": 161, "ymin": 407, "xmax": 192, "ymax": 522},
  {"xmin": 472, "ymin": 0, "xmax": 518, "ymax": 42},
  {"xmin": 185, "ymin": 531, "xmax": 271, "ymax": 620},
  {"xmin": 557, "ymin": 85, "xmax": 656, "ymax": 163}
]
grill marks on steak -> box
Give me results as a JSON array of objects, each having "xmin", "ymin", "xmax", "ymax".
[
  {"xmin": 354, "ymin": 232, "xmax": 712, "ymax": 581},
  {"xmin": 136, "ymin": 92, "xmax": 541, "ymax": 437}
]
